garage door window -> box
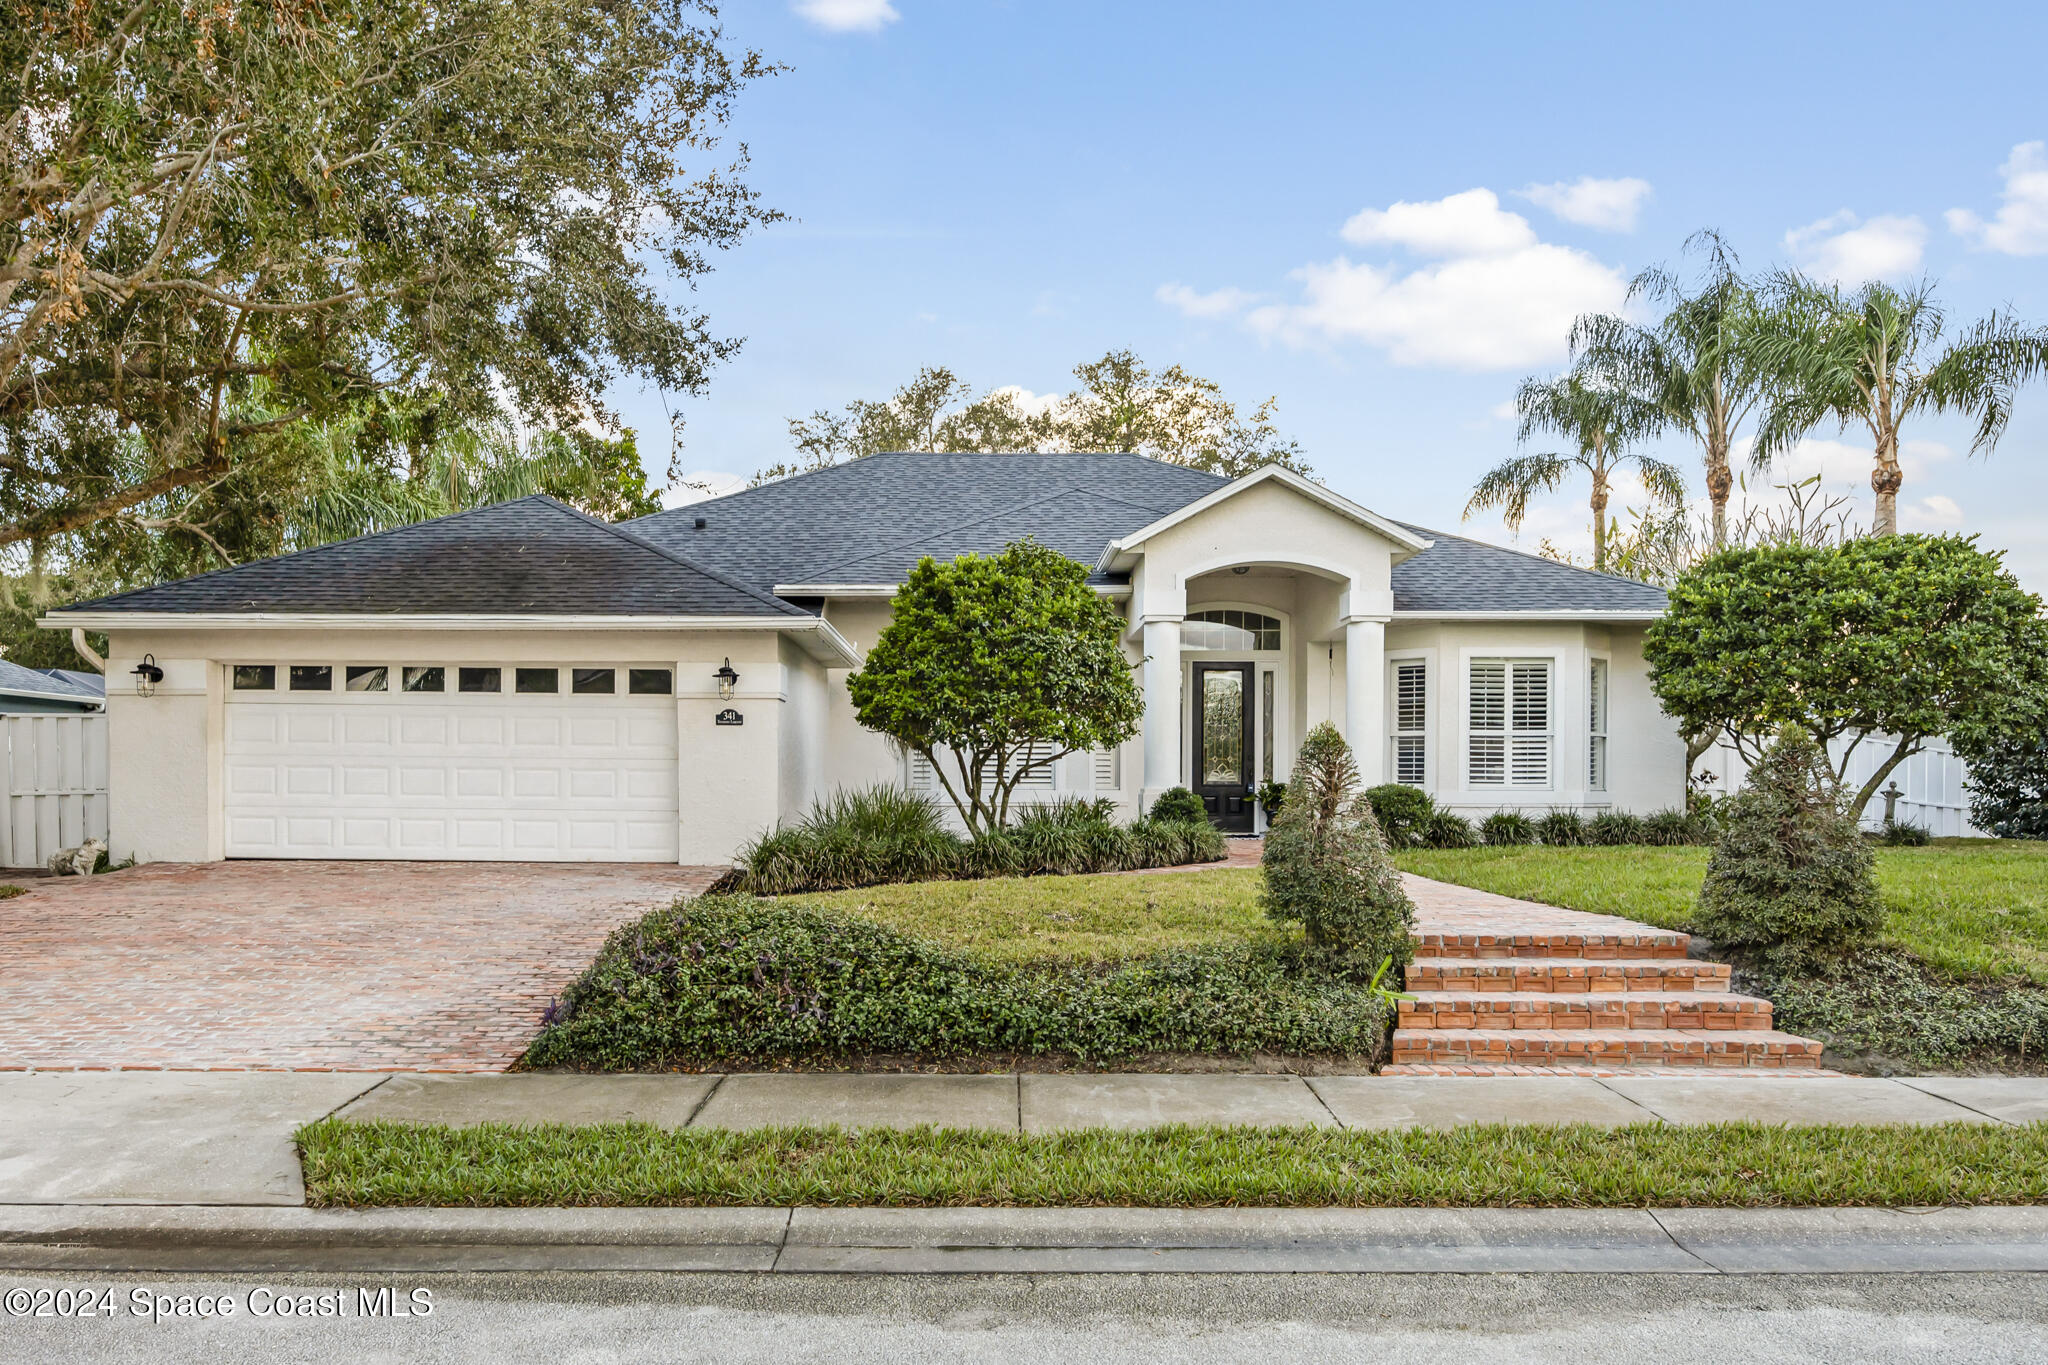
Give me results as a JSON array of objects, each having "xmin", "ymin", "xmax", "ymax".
[
  {"xmin": 403, "ymin": 666, "xmax": 444, "ymax": 692},
  {"xmin": 628, "ymin": 668, "xmax": 673, "ymax": 695},
  {"xmin": 289, "ymin": 665, "xmax": 332, "ymax": 692},
  {"xmin": 573, "ymin": 668, "xmax": 616, "ymax": 694},
  {"xmin": 515, "ymin": 668, "xmax": 559, "ymax": 694},
  {"xmin": 233, "ymin": 665, "xmax": 275, "ymax": 690},
  {"xmin": 458, "ymin": 667, "xmax": 500, "ymax": 693},
  {"xmin": 346, "ymin": 665, "xmax": 388, "ymax": 692}
]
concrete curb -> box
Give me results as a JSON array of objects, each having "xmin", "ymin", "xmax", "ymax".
[{"xmin": 5, "ymin": 1205, "xmax": 2048, "ymax": 1275}]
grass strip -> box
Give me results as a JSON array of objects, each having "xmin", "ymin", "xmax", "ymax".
[{"xmin": 298, "ymin": 1119, "xmax": 2048, "ymax": 1209}]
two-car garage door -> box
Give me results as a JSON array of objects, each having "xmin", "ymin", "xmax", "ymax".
[{"xmin": 223, "ymin": 663, "xmax": 679, "ymax": 861}]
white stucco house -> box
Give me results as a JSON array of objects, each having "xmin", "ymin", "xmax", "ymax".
[{"xmin": 50, "ymin": 453, "xmax": 1683, "ymax": 865}]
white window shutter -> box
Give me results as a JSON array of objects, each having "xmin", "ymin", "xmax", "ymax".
[
  {"xmin": 1392, "ymin": 660, "xmax": 1427, "ymax": 786},
  {"xmin": 908, "ymin": 751, "xmax": 936, "ymax": 790},
  {"xmin": 1469, "ymin": 659, "xmax": 1550, "ymax": 788},
  {"xmin": 1013, "ymin": 740, "xmax": 1056, "ymax": 789},
  {"xmin": 1092, "ymin": 745, "xmax": 1121, "ymax": 791}
]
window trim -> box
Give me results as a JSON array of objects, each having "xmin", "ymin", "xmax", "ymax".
[
  {"xmin": 1387, "ymin": 654, "xmax": 1430, "ymax": 789},
  {"xmin": 1588, "ymin": 655, "xmax": 1610, "ymax": 793},
  {"xmin": 1462, "ymin": 654, "xmax": 1555, "ymax": 791}
]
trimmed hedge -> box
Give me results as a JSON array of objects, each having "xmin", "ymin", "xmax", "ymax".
[
  {"xmin": 727, "ymin": 788, "xmax": 1225, "ymax": 895},
  {"xmin": 524, "ymin": 897, "xmax": 1394, "ymax": 1068}
]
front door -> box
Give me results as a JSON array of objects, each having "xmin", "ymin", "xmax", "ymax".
[{"xmin": 1192, "ymin": 662, "xmax": 1255, "ymax": 833}]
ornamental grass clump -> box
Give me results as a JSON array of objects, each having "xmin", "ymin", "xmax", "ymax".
[
  {"xmin": 1480, "ymin": 811, "xmax": 1537, "ymax": 846},
  {"xmin": 1262, "ymin": 723, "xmax": 1415, "ymax": 972},
  {"xmin": 1694, "ymin": 724, "xmax": 1882, "ymax": 968}
]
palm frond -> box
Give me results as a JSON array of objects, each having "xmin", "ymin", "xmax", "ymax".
[{"xmin": 1464, "ymin": 453, "xmax": 1572, "ymax": 531}]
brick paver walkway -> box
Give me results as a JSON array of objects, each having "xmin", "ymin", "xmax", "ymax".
[{"xmin": 0, "ymin": 861, "xmax": 717, "ymax": 1072}]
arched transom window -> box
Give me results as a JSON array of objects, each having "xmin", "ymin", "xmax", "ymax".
[{"xmin": 1184, "ymin": 609, "xmax": 1280, "ymax": 651}]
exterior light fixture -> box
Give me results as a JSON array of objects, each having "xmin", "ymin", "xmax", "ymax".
[
  {"xmin": 714, "ymin": 658, "xmax": 739, "ymax": 702},
  {"xmin": 131, "ymin": 654, "xmax": 164, "ymax": 698}
]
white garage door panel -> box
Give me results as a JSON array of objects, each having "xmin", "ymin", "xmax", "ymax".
[{"xmin": 224, "ymin": 695, "xmax": 679, "ymax": 861}]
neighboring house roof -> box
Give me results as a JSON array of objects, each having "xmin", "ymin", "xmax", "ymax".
[
  {"xmin": 53, "ymin": 496, "xmax": 808, "ymax": 619},
  {"xmin": 0, "ymin": 658, "xmax": 105, "ymax": 707}
]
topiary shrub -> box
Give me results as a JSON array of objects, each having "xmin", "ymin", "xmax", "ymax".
[
  {"xmin": 1694, "ymin": 724, "xmax": 1883, "ymax": 968},
  {"xmin": 1534, "ymin": 809, "xmax": 1588, "ymax": 847},
  {"xmin": 1263, "ymin": 723, "xmax": 1415, "ymax": 971},
  {"xmin": 524, "ymin": 896, "xmax": 1396, "ymax": 1067},
  {"xmin": 1587, "ymin": 811, "xmax": 1646, "ymax": 846},
  {"xmin": 1148, "ymin": 787, "xmax": 1208, "ymax": 825},
  {"xmin": 1420, "ymin": 810, "xmax": 1477, "ymax": 849},
  {"xmin": 1642, "ymin": 809, "xmax": 1696, "ymax": 847},
  {"xmin": 1480, "ymin": 811, "xmax": 1536, "ymax": 846},
  {"xmin": 1362, "ymin": 783, "xmax": 1435, "ymax": 849}
]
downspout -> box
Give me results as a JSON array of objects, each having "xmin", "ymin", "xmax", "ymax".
[{"xmin": 71, "ymin": 629, "xmax": 107, "ymax": 674}]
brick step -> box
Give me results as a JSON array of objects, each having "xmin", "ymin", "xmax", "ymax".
[
  {"xmin": 1381, "ymin": 1063, "xmax": 1846, "ymax": 1078},
  {"xmin": 1411, "ymin": 930, "xmax": 1690, "ymax": 961},
  {"xmin": 1389, "ymin": 1027, "xmax": 1826, "ymax": 1070},
  {"xmin": 1405, "ymin": 957, "xmax": 1731, "ymax": 994},
  {"xmin": 1398, "ymin": 990, "xmax": 1772, "ymax": 1032}
]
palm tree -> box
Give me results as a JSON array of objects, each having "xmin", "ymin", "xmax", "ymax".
[
  {"xmin": 1750, "ymin": 275, "xmax": 2048, "ymax": 535},
  {"xmin": 1467, "ymin": 360, "xmax": 1686, "ymax": 572},
  {"xmin": 1571, "ymin": 230, "xmax": 1769, "ymax": 550}
]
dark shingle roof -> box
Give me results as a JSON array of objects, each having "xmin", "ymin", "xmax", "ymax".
[
  {"xmin": 1389, "ymin": 522, "xmax": 1669, "ymax": 614},
  {"xmin": 0, "ymin": 658, "xmax": 104, "ymax": 702},
  {"xmin": 60, "ymin": 496, "xmax": 805, "ymax": 617},
  {"xmin": 629, "ymin": 452, "xmax": 1230, "ymax": 588}
]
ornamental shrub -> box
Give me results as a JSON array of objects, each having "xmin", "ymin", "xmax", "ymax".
[
  {"xmin": 1534, "ymin": 809, "xmax": 1588, "ymax": 846},
  {"xmin": 1955, "ymin": 712, "xmax": 2048, "ymax": 839},
  {"xmin": 1481, "ymin": 811, "xmax": 1537, "ymax": 846},
  {"xmin": 523, "ymin": 897, "xmax": 1395, "ymax": 1067},
  {"xmin": 1587, "ymin": 811, "xmax": 1646, "ymax": 846},
  {"xmin": 1694, "ymin": 724, "xmax": 1882, "ymax": 967},
  {"xmin": 1643, "ymin": 809, "xmax": 1698, "ymax": 847},
  {"xmin": 1362, "ymin": 783, "xmax": 1435, "ymax": 849},
  {"xmin": 1873, "ymin": 818, "xmax": 1933, "ymax": 847},
  {"xmin": 1263, "ymin": 724, "xmax": 1415, "ymax": 970},
  {"xmin": 1420, "ymin": 810, "xmax": 1477, "ymax": 849},
  {"xmin": 1148, "ymin": 787, "xmax": 1208, "ymax": 824}
]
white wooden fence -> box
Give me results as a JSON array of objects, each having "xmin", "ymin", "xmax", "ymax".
[
  {"xmin": 1, "ymin": 714, "xmax": 109, "ymax": 869},
  {"xmin": 1700, "ymin": 732, "xmax": 1985, "ymax": 838}
]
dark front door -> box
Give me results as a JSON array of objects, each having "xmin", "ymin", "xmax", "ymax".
[{"xmin": 1192, "ymin": 662, "xmax": 1255, "ymax": 833}]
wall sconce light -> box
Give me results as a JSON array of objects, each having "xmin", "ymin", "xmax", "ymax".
[
  {"xmin": 713, "ymin": 658, "xmax": 740, "ymax": 702},
  {"xmin": 131, "ymin": 654, "xmax": 164, "ymax": 698}
]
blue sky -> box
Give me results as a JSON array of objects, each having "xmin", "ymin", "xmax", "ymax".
[{"xmin": 617, "ymin": 0, "xmax": 2048, "ymax": 588}]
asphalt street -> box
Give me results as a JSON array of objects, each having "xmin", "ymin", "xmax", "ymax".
[{"xmin": 3, "ymin": 1271, "xmax": 2047, "ymax": 1364}]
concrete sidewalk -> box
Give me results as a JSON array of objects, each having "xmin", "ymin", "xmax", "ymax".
[
  {"xmin": 4, "ymin": 1070, "xmax": 2044, "ymax": 1206},
  {"xmin": 8, "ymin": 1204, "xmax": 2048, "ymax": 1275}
]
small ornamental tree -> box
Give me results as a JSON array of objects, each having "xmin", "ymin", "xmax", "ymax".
[
  {"xmin": 1262, "ymin": 723, "xmax": 1415, "ymax": 969},
  {"xmin": 848, "ymin": 539, "xmax": 1142, "ymax": 834},
  {"xmin": 1646, "ymin": 535, "xmax": 2048, "ymax": 818},
  {"xmin": 1953, "ymin": 671, "xmax": 2048, "ymax": 839},
  {"xmin": 1694, "ymin": 724, "xmax": 1881, "ymax": 967}
]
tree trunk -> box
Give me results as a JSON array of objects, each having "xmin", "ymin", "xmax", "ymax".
[
  {"xmin": 1872, "ymin": 436, "xmax": 1902, "ymax": 537},
  {"xmin": 1849, "ymin": 735, "xmax": 1921, "ymax": 821},
  {"xmin": 1590, "ymin": 485, "xmax": 1610, "ymax": 571},
  {"xmin": 1705, "ymin": 456, "xmax": 1733, "ymax": 551}
]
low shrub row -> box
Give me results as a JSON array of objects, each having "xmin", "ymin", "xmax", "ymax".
[
  {"xmin": 1753, "ymin": 949, "xmax": 2048, "ymax": 1068},
  {"xmin": 1360, "ymin": 786, "xmax": 1714, "ymax": 850},
  {"xmin": 523, "ymin": 896, "xmax": 1393, "ymax": 1068},
  {"xmin": 725, "ymin": 787, "xmax": 1225, "ymax": 895}
]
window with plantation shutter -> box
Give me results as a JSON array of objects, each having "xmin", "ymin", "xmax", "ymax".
[
  {"xmin": 1012, "ymin": 740, "xmax": 1056, "ymax": 789},
  {"xmin": 1469, "ymin": 659, "xmax": 1551, "ymax": 787},
  {"xmin": 908, "ymin": 751, "xmax": 937, "ymax": 790},
  {"xmin": 1588, "ymin": 657, "xmax": 1609, "ymax": 792},
  {"xmin": 1390, "ymin": 659, "xmax": 1427, "ymax": 786}
]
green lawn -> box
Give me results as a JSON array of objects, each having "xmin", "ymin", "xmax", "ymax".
[
  {"xmin": 298, "ymin": 1119, "xmax": 2048, "ymax": 1209},
  {"xmin": 1395, "ymin": 842, "xmax": 2048, "ymax": 985},
  {"xmin": 780, "ymin": 867, "xmax": 1270, "ymax": 963}
]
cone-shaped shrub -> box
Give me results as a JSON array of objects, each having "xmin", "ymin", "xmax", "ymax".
[
  {"xmin": 1262, "ymin": 722, "xmax": 1415, "ymax": 970},
  {"xmin": 1695, "ymin": 724, "xmax": 1882, "ymax": 967}
]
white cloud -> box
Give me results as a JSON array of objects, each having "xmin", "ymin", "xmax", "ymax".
[
  {"xmin": 1947, "ymin": 141, "xmax": 2048, "ymax": 255},
  {"xmin": 1245, "ymin": 241, "xmax": 1626, "ymax": 370},
  {"xmin": 663, "ymin": 471, "xmax": 746, "ymax": 508},
  {"xmin": 985, "ymin": 384, "xmax": 1064, "ymax": 419},
  {"xmin": 1340, "ymin": 188, "xmax": 1536, "ymax": 256},
  {"xmin": 1488, "ymin": 398, "xmax": 1519, "ymax": 421},
  {"xmin": 792, "ymin": 0, "xmax": 898, "ymax": 34},
  {"xmin": 1518, "ymin": 176, "xmax": 1654, "ymax": 232},
  {"xmin": 1783, "ymin": 211, "xmax": 1927, "ymax": 283},
  {"xmin": 1155, "ymin": 282, "xmax": 1260, "ymax": 319},
  {"xmin": 1903, "ymin": 494, "xmax": 1965, "ymax": 529}
]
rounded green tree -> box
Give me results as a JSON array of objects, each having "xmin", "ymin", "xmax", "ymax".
[
  {"xmin": 1694, "ymin": 724, "xmax": 1882, "ymax": 967},
  {"xmin": 1261, "ymin": 722, "xmax": 1415, "ymax": 970},
  {"xmin": 848, "ymin": 538, "xmax": 1142, "ymax": 834}
]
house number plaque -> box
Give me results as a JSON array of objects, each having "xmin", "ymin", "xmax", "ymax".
[{"xmin": 715, "ymin": 708, "xmax": 744, "ymax": 726}]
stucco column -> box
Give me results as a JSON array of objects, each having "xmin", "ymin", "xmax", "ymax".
[
  {"xmin": 1140, "ymin": 617, "xmax": 1183, "ymax": 810},
  {"xmin": 1344, "ymin": 617, "xmax": 1387, "ymax": 786}
]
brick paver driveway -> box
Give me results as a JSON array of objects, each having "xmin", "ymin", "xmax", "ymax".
[{"xmin": 0, "ymin": 861, "xmax": 718, "ymax": 1071}]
